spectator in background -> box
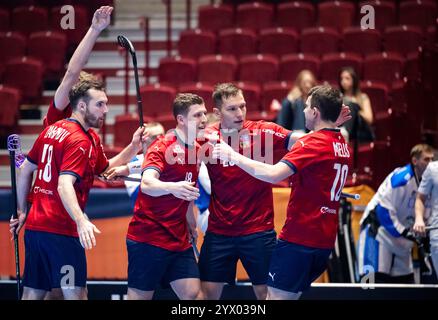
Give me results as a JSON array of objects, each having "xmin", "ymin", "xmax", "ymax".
[
  {"xmin": 276, "ymin": 70, "xmax": 317, "ymax": 132},
  {"xmin": 339, "ymin": 67, "xmax": 374, "ymax": 143}
]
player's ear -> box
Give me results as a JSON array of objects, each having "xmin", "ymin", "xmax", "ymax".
[
  {"xmin": 78, "ymin": 100, "xmax": 87, "ymax": 113},
  {"xmin": 176, "ymin": 114, "xmax": 185, "ymax": 126},
  {"xmin": 213, "ymin": 107, "xmax": 221, "ymax": 119}
]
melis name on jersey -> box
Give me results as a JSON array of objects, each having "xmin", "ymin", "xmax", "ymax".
[{"xmin": 332, "ymin": 142, "xmax": 350, "ymax": 158}]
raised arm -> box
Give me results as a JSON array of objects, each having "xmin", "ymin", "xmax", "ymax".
[
  {"xmin": 54, "ymin": 6, "xmax": 113, "ymax": 110},
  {"xmin": 212, "ymin": 141, "xmax": 293, "ymax": 184}
]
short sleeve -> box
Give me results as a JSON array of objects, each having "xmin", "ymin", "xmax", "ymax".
[
  {"xmin": 27, "ymin": 134, "xmax": 42, "ymax": 165},
  {"xmin": 142, "ymin": 139, "xmax": 166, "ymax": 174},
  {"xmin": 280, "ymin": 137, "xmax": 317, "ymax": 173},
  {"xmin": 60, "ymin": 139, "xmax": 93, "ymax": 180},
  {"xmin": 43, "ymin": 101, "xmax": 72, "ymax": 128},
  {"xmin": 261, "ymin": 121, "xmax": 292, "ymax": 151},
  {"xmin": 418, "ymin": 165, "xmax": 433, "ymax": 196}
]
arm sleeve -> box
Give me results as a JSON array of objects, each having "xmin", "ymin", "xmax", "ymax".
[
  {"xmin": 418, "ymin": 165, "xmax": 433, "ymax": 196},
  {"xmin": 262, "ymin": 121, "xmax": 293, "ymax": 152},
  {"xmin": 142, "ymin": 139, "xmax": 166, "ymax": 174},
  {"xmin": 376, "ymin": 182, "xmax": 407, "ymax": 237},
  {"xmin": 280, "ymin": 137, "xmax": 317, "ymax": 173},
  {"xmin": 43, "ymin": 101, "xmax": 72, "ymax": 128}
]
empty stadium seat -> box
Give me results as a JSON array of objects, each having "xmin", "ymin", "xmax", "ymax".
[
  {"xmin": 0, "ymin": 85, "xmax": 21, "ymax": 128},
  {"xmin": 276, "ymin": 1, "xmax": 315, "ymax": 31},
  {"xmin": 301, "ymin": 27, "xmax": 341, "ymax": 56},
  {"xmin": 236, "ymin": 81, "xmax": 261, "ymax": 113},
  {"xmin": 405, "ymin": 52, "xmax": 420, "ymax": 81},
  {"xmin": 28, "ymin": 31, "xmax": 67, "ymax": 74},
  {"xmin": 158, "ymin": 56, "xmax": 197, "ymax": 87},
  {"xmin": 238, "ymin": 54, "xmax": 279, "ymax": 84},
  {"xmin": 258, "ymin": 27, "xmax": 299, "ymax": 57},
  {"xmin": 318, "ymin": 1, "xmax": 355, "ymax": 31},
  {"xmin": 236, "ymin": 2, "xmax": 274, "ymax": 32},
  {"xmin": 399, "ymin": 0, "xmax": 437, "ymax": 31},
  {"xmin": 3, "ymin": 56, "xmax": 44, "ymax": 102},
  {"xmin": 0, "ymin": 32, "xmax": 26, "ymax": 65},
  {"xmin": 198, "ymin": 4, "xmax": 234, "ymax": 33},
  {"xmin": 178, "ymin": 29, "xmax": 216, "ymax": 60},
  {"xmin": 113, "ymin": 114, "xmax": 154, "ymax": 148},
  {"xmin": 218, "ymin": 28, "xmax": 257, "ymax": 58},
  {"xmin": 320, "ymin": 52, "xmax": 363, "ymax": 83},
  {"xmin": 278, "ymin": 53, "xmax": 320, "ymax": 82},
  {"xmin": 363, "ymin": 52, "xmax": 405, "ymax": 86},
  {"xmin": 179, "ymin": 82, "xmax": 215, "ymax": 110},
  {"xmin": 360, "ymin": 80, "xmax": 389, "ymax": 114},
  {"xmin": 383, "ymin": 25, "xmax": 424, "ymax": 57},
  {"xmin": 342, "ymin": 27, "xmax": 382, "ymax": 57},
  {"xmin": 198, "ymin": 54, "xmax": 237, "ymax": 84},
  {"xmin": 50, "ymin": 5, "xmax": 89, "ymax": 49},
  {"xmin": 358, "ymin": 1, "xmax": 396, "ymax": 32},
  {"xmin": 0, "ymin": 8, "xmax": 9, "ymax": 31},
  {"xmin": 139, "ymin": 83, "xmax": 176, "ymax": 118},
  {"xmin": 261, "ymin": 81, "xmax": 293, "ymax": 112},
  {"xmin": 12, "ymin": 6, "xmax": 48, "ymax": 36}
]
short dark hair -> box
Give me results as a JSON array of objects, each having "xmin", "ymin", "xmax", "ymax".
[
  {"xmin": 69, "ymin": 75, "xmax": 105, "ymax": 109},
  {"xmin": 212, "ymin": 83, "xmax": 242, "ymax": 108},
  {"xmin": 307, "ymin": 85, "xmax": 342, "ymax": 122},
  {"xmin": 173, "ymin": 93, "xmax": 204, "ymax": 119},
  {"xmin": 410, "ymin": 144, "xmax": 434, "ymax": 159}
]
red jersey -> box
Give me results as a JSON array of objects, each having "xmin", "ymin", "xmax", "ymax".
[
  {"xmin": 127, "ymin": 130, "xmax": 200, "ymax": 251},
  {"xmin": 43, "ymin": 100, "xmax": 72, "ymax": 128},
  {"xmin": 26, "ymin": 119, "xmax": 109, "ymax": 237},
  {"xmin": 279, "ymin": 128, "xmax": 352, "ymax": 249},
  {"xmin": 203, "ymin": 120, "xmax": 291, "ymax": 236}
]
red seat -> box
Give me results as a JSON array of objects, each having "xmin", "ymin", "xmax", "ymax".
[
  {"xmin": 198, "ymin": 54, "xmax": 237, "ymax": 84},
  {"xmin": 426, "ymin": 25, "xmax": 437, "ymax": 46},
  {"xmin": 258, "ymin": 27, "xmax": 299, "ymax": 58},
  {"xmin": 389, "ymin": 80, "xmax": 408, "ymax": 114},
  {"xmin": 0, "ymin": 85, "xmax": 21, "ymax": 128},
  {"xmin": 3, "ymin": 57, "xmax": 44, "ymax": 102},
  {"xmin": 158, "ymin": 56, "xmax": 197, "ymax": 87},
  {"xmin": 276, "ymin": 1, "xmax": 315, "ymax": 31},
  {"xmin": 28, "ymin": 31, "xmax": 67, "ymax": 74},
  {"xmin": 278, "ymin": 53, "xmax": 320, "ymax": 82},
  {"xmin": 179, "ymin": 82, "xmax": 215, "ymax": 110},
  {"xmin": 218, "ymin": 28, "xmax": 257, "ymax": 58},
  {"xmin": 238, "ymin": 54, "xmax": 279, "ymax": 85},
  {"xmin": 363, "ymin": 52, "xmax": 405, "ymax": 86},
  {"xmin": 399, "ymin": 0, "xmax": 437, "ymax": 31},
  {"xmin": 319, "ymin": 52, "xmax": 362, "ymax": 83},
  {"xmin": 198, "ymin": 4, "xmax": 234, "ymax": 33},
  {"xmin": 384, "ymin": 25, "xmax": 424, "ymax": 57},
  {"xmin": 0, "ymin": 0, "xmax": 35, "ymax": 8},
  {"xmin": 0, "ymin": 8, "xmax": 9, "ymax": 31},
  {"xmin": 405, "ymin": 52, "xmax": 420, "ymax": 81},
  {"xmin": 360, "ymin": 80, "xmax": 389, "ymax": 114},
  {"xmin": 301, "ymin": 27, "xmax": 341, "ymax": 56},
  {"xmin": 0, "ymin": 32, "xmax": 26, "ymax": 65},
  {"xmin": 318, "ymin": 1, "xmax": 355, "ymax": 31},
  {"xmin": 139, "ymin": 83, "xmax": 176, "ymax": 118},
  {"xmin": 236, "ymin": 81, "xmax": 261, "ymax": 113},
  {"xmin": 12, "ymin": 6, "xmax": 48, "ymax": 36},
  {"xmin": 358, "ymin": 1, "xmax": 396, "ymax": 32},
  {"xmin": 178, "ymin": 29, "xmax": 216, "ymax": 60},
  {"xmin": 236, "ymin": 2, "xmax": 273, "ymax": 32},
  {"xmin": 50, "ymin": 6, "xmax": 89, "ymax": 49},
  {"xmin": 342, "ymin": 27, "xmax": 382, "ymax": 57},
  {"xmin": 262, "ymin": 81, "xmax": 293, "ymax": 112},
  {"xmin": 113, "ymin": 114, "xmax": 154, "ymax": 148}
]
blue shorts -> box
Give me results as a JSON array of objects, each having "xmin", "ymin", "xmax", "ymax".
[
  {"xmin": 23, "ymin": 229, "xmax": 86, "ymax": 291},
  {"xmin": 198, "ymin": 230, "xmax": 276, "ymax": 285},
  {"xmin": 267, "ymin": 239, "xmax": 331, "ymax": 293},
  {"xmin": 127, "ymin": 239, "xmax": 199, "ymax": 291}
]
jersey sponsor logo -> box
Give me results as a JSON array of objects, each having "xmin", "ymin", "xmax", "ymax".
[
  {"xmin": 299, "ymin": 140, "xmax": 305, "ymax": 147},
  {"xmin": 261, "ymin": 128, "xmax": 286, "ymax": 138},
  {"xmin": 332, "ymin": 142, "xmax": 350, "ymax": 158},
  {"xmin": 320, "ymin": 206, "xmax": 337, "ymax": 214},
  {"xmin": 79, "ymin": 147, "xmax": 86, "ymax": 155},
  {"xmin": 44, "ymin": 125, "xmax": 71, "ymax": 143},
  {"xmin": 33, "ymin": 186, "xmax": 54, "ymax": 195}
]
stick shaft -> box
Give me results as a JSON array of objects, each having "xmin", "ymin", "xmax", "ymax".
[
  {"xmin": 131, "ymin": 52, "xmax": 144, "ymax": 127},
  {"xmin": 341, "ymin": 192, "xmax": 360, "ymax": 200}
]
